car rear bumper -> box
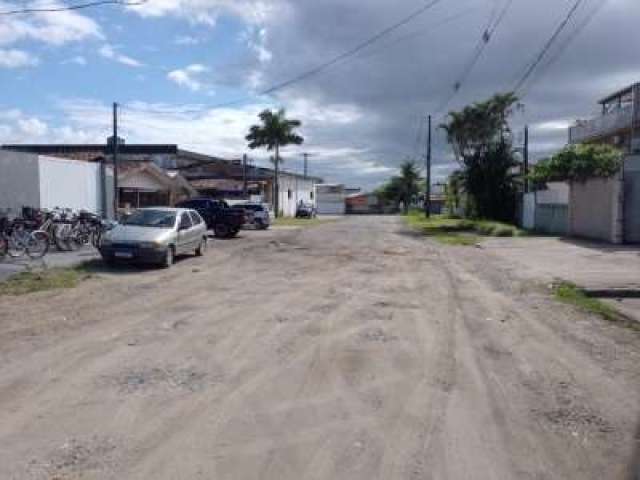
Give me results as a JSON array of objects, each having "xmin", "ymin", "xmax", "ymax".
[{"xmin": 99, "ymin": 245, "xmax": 167, "ymax": 264}]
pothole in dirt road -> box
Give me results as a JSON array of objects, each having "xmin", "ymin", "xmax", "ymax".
[
  {"xmin": 359, "ymin": 327, "xmax": 398, "ymax": 344},
  {"xmin": 529, "ymin": 379, "xmax": 617, "ymax": 437},
  {"xmin": 533, "ymin": 406, "xmax": 615, "ymax": 435},
  {"xmin": 26, "ymin": 435, "xmax": 123, "ymax": 480},
  {"xmin": 101, "ymin": 365, "xmax": 216, "ymax": 395}
]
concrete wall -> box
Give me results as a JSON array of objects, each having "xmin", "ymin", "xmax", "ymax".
[
  {"xmin": 624, "ymin": 155, "xmax": 640, "ymax": 243},
  {"xmin": 277, "ymin": 174, "xmax": 317, "ymax": 217},
  {"xmin": 38, "ymin": 156, "xmax": 103, "ymax": 214},
  {"xmin": 522, "ymin": 193, "xmax": 535, "ymax": 230},
  {"xmin": 569, "ymin": 174, "xmax": 623, "ymax": 243},
  {"xmin": 0, "ymin": 150, "xmax": 40, "ymax": 214}
]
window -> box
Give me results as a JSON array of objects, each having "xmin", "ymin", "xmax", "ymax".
[
  {"xmin": 310, "ymin": 191, "xmax": 314, "ymax": 200},
  {"xmin": 179, "ymin": 212, "xmax": 193, "ymax": 229},
  {"xmin": 189, "ymin": 211, "xmax": 202, "ymax": 225},
  {"xmin": 288, "ymin": 189, "xmax": 292, "ymax": 199}
]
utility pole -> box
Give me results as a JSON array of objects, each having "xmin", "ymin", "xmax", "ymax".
[
  {"xmin": 302, "ymin": 152, "xmax": 312, "ymax": 179},
  {"xmin": 112, "ymin": 102, "xmax": 119, "ymax": 219},
  {"xmin": 242, "ymin": 153, "xmax": 248, "ymax": 199},
  {"xmin": 425, "ymin": 114, "xmax": 432, "ymax": 218},
  {"xmin": 523, "ymin": 124, "xmax": 529, "ymax": 193}
]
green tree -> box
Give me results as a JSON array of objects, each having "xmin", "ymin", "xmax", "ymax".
[
  {"xmin": 529, "ymin": 144, "xmax": 623, "ymax": 186},
  {"xmin": 441, "ymin": 92, "xmax": 519, "ymax": 221},
  {"xmin": 246, "ymin": 109, "xmax": 304, "ymax": 217},
  {"xmin": 379, "ymin": 160, "xmax": 422, "ymax": 214}
]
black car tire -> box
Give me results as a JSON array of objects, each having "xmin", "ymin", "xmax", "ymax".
[
  {"xmin": 214, "ymin": 224, "xmax": 230, "ymax": 238},
  {"xmin": 161, "ymin": 246, "xmax": 174, "ymax": 268},
  {"xmin": 195, "ymin": 238, "xmax": 206, "ymax": 256}
]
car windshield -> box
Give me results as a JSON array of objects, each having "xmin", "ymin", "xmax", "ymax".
[
  {"xmin": 122, "ymin": 210, "xmax": 176, "ymax": 228},
  {"xmin": 242, "ymin": 205, "xmax": 262, "ymax": 211}
]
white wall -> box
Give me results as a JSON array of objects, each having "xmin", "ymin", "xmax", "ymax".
[
  {"xmin": 0, "ymin": 150, "xmax": 40, "ymax": 215},
  {"xmin": 522, "ymin": 193, "xmax": 535, "ymax": 230},
  {"xmin": 278, "ymin": 174, "xmax": 318, "ymax": 217},
  {"xmin": 536, "ymin": 182, "xmax": 569, "ymax": 205},
  {"xmin": 38, "ymin": 156, "xmax": 103, "ymax": 214},
  {"xmin": 316, "ymin": 184, "xmax": 346, "ymax": 215}
]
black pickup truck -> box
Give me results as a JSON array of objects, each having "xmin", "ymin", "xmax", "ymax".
[{"xmin": 176, "ymin": 198, "xmax": 245, "ymax": 238}]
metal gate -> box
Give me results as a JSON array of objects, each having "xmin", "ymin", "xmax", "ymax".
[{"xmin": 624, "ymin": 171, "xmax": 640, "ymax": 243}]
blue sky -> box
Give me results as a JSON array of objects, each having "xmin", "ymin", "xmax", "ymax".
[{"xmin": 1, "ymin": 0, "xmax": 639, "ymax": 189}]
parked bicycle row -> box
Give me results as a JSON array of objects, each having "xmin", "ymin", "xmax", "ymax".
[{"xmin": 0, "ymin": 207, "xmax": 116, "ymax": 261}]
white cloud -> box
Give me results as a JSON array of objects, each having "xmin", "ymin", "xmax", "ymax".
[
  {"xmin": 62, "ymin": 55, "xmax": 87, "ymax": 66},
  {"xmin": 0, "ymin": 48, "xmax": 38, "ymax": 68},
  {"xmin": 0, "ymin": 2, "xmax": 101, "ymax": 47},
  {"xmin": 98, "ymin": 44, "xmax": 143, "ymax": 67},
  {"xmin": 128, "ymin": 0, "xmax": 287, "ymax": 26},
  {"xmin": 167, "ymin": 63, "xmax": 210, "ymax": 92},
  {"xmin": 174, "ymin": 34, "xmax": 200, "ymax": 45}
]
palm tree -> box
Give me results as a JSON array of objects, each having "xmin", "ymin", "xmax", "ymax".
[
  {"xmin": 397, "ymin": 160, "xmax": 422, "ymax": 214},
  {"xmin": 246, "ymin": 109, "xmax": 304, "ymax": 217}
]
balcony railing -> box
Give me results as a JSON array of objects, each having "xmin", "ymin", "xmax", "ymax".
[{"xmin": 569, "ymin": 105, "xmax": 633, "ymax": 143}]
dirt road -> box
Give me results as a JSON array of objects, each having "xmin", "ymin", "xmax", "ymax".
[{"xmin": 1, "ymin": 216, "xmax": 638, "ymax": 479}]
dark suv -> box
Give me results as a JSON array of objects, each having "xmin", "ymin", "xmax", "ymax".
[{"xmin": 176, "ymin": 198, "xmax": 245, "ymax": 238}]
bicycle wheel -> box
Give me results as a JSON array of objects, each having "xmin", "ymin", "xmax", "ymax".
[
  {"xmin": 7, "ymin": 234, "xmax": 26, "ymax": 258},
  {"xmin": 0, "ymin": 235, "xmax": 7, "ymax": 260},
  {"xmin": 26, "ymin": 230, "xmax": 49, "ymax": 259},
  {"xmin": 53, "ymin": 223, "xmax": 72, "ymax": 251}
]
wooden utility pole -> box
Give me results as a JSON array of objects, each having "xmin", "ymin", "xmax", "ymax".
[
  {"xmin": 274, "ymin": 142, "xmax": 280, "ymax": 218},
  {"xmin": 523, "ymin": 124, "xmax": 529, "ymax": 193},
  {"xmin": 425, "ymin": 114, "xmax": 432, "ymax": 218},
  {"xmin": 302, "ymin": 152, "xmax": 312, "ymax": 179},
  {"xmin": 242, "ymin": 153, "xmax": 248, "ymax": 198},
  {"xmin": 112, "ymin": 102, "xmax": 119, "ymax": 219}
]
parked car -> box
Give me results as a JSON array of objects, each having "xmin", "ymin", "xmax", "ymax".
[
  {"xmin": 296, "ymin": 203, "xmax": 317, "ymax": 219},
  {"xmin": 99, "ymin": 207, "xmax": 207, "ymax": 268},
  {"xmin": 176, "ymin": 198, "xmax": 245, "ymax": 238},
  {"xmin": 238, "ymin": 203, "xmax": 271, "ymax": 229}
]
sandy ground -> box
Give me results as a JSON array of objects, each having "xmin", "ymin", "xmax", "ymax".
[{"xmin": 0, "ymin": 216, "xmax": 638, "ymax": 479}]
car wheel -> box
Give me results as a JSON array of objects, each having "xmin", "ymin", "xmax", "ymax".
[
  {"xmin": 214, "ymin": 224, "xmax": 230, "ymax": 238},
  {"xmin": 161, "ymin": 246, "xmax": 174, "ymax": 268},
  {"xmin": 195, "ymin": 238, "xmax": 206, "ymax": 256}
]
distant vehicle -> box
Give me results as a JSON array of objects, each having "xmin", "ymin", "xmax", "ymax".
[
  {"xmin": 296, "ymin": 203, "xmax": 317, "ymax": 219},
  {"xmin": 99, "ymin": 208, "xmax": 207, "ymax": 268},
  {"xmin": 176, "ymin": 198, "xmax": 245, "ymax": 238},
  {"xmin": 238, "ymin": 203, "xmax": 271, "ymax": 229}
]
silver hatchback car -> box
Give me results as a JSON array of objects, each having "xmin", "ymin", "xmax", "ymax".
[{"xmin": 99, "ymin": 207, "xmax": 208, "ymax": 268}]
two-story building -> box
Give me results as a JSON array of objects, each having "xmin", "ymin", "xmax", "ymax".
[{"xmin": 567, "ymin": 82, "xmax": 640, "ymax": 243}]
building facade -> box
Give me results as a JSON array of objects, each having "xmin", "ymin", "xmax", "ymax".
[
  {"xmin": 1, "ymin": 143, "xmax": 323, "ymax": 217},
  {"xmin": 567, "ymin": 82, "xmax": 640, "ymax": 243}
]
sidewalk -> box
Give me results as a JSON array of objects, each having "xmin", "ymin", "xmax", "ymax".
[
  {"xmin": 0, "ymin": 247, "xmax": 100, "ymax": 282},
  {"xmin": 482, "ymin": 236, "xmax": 640, "ymax": 321}
]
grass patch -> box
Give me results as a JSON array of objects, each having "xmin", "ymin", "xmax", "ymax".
[
  {"xmin": 273, "ymin": 217, "xmax": 336, "ymax": 227},
  {"xmin": 0, "ymin": 266, "xmax": 92, "ymax": 296},
  {"xmin": 404, "ymin": 211, "xmax": 524, "ymax": 245},
  {"xmin": 552, "ymin": 282, "xmax": 639, "ymax": 331}
]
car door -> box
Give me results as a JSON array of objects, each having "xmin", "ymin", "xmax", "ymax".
[
  {"xmin": 177, "ymin": 212, "xmax": 193, "ymax": 254},
  {"xmin": 188, "ymin": 211, "xmax": 204, "ymax": 246}
]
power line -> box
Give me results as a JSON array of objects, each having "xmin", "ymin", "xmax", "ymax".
[
  {"xmin": 519, "ymin": 0, "xmax": 608, "ymax": 97},
  {"xmin": 123, "ymin": 0, "xmax": 447, "ymax": 115},
  {"xmin": 0, "ymin": 0, "xmax": 146, "ymax": 16},
  {"xmin": 435, "ymin": 0, "xmax": 514, "ymax": 114},
  {"xmin": 0, "ymin": 0, "xmax": 146, "ymax": 15},
  {"xmin": 513, "ymin": 0, "xmax": 585, "ymax": 93},
  {"xmin": 260, "ymin": 0, "xmax": 445, "ymax": 96}
]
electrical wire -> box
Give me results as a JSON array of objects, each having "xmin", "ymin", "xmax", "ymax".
[
  {"xmin": 519, "ymin": 0, "xmax": 608, "ymax": 97},
  {"xmin": 123, "ymin": 0, "xmax": 447, "ymax": 115},
  {"xmin": 0, "ymin": 0, "xmax": 146, "ymax": 15},
  {"xmin": 513, "ymin": 0, "xmax": 585, "ymax": 93},
  {"xmin": 259, "ymin": 0, "xmax": 446, "ymax": 96},
  {"xmin": 435, "ymin": 0, "xmax": 514, "ymax": 114}
]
